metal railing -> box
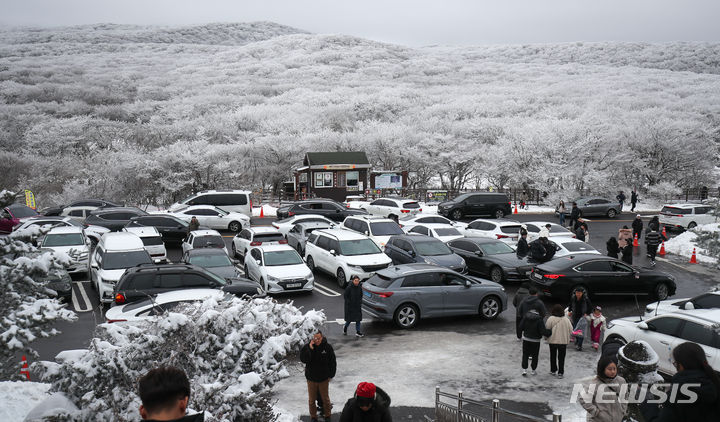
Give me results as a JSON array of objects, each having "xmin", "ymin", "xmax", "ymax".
[{"xmin": 434, "ymin": 387, "xmax": 561, "ymax": 422}]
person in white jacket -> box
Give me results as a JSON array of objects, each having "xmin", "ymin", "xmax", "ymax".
[{"xmin": 545, "ymin": 304, "xmax": 573, "ymax": 378}]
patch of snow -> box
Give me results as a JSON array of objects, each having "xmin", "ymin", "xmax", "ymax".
[
  {"xmin": 24, "ymin": 392, "xmax": 79, "ymax": 421},
  {"xmin": 253, "ymin": 204, "xmax": 277, "ymax": 217},
  {"xmin": 664, "ymin": 223, "xmax": 719, "ymax": 264},
  {"xmin": 273, "ymin": 405, "xmax": 299, "ymax": 422},
  {"xmin": 619, "ymin": 340, "xmax": 659, "ymax": 365},
  {"xmin": 0, "ymin": 381, "xmax": 51, "ymax": 422}
]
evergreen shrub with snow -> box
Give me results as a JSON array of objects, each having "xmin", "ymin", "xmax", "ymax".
[
  {"xmin": 34, "ymin": 295, "xmax": 325, "ymax": 421},
  {"xmin": 0, "ymin": 190, "xmax": 77, "ymax": 379}
]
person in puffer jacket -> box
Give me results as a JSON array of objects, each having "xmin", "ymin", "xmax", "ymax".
[
  {"xmin": 644, "ymin": 227, "xmax": 666, "ymax": 265},
  {"xmin": 340, "ymin": 382, "xmax": 392, "ymax": 422},
  {"xmin": 585, "ymin": 306, "xmax": 607, "ymax": 351},
  {"xmin": 519, "ymin": 309, "xmax": 551, "ymax": 376}
]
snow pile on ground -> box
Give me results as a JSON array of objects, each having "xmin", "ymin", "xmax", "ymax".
[
  {"xmin": 33, "ymin": 296, "xmax": 323, "ymax": 421},
  {"xmin": 0, "ymin": 381, "xmax": 51, "ymax": 422},
  {"xmin": 252, "ymin": 204, "xmax": 278, "ymax": 217},
  {"xmin": 664, "ymin": 223, "xmax": 720, "ymax": 264}
]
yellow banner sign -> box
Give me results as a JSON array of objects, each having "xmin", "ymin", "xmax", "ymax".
[{"xmin": 24, "ymin": 190, "xmax": 36, "ymax": 210}]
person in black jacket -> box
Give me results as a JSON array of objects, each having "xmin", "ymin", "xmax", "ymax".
[
  {"xmin": 569, "ymin": 202, "xmax": 581, "ymax": 230},
  {"xmin": 632, "ymin": 214, "xmax": 643, "ymax": 243},
  {"xmin": 575, "ymin": 223, "xmax": 588, "ymax": 242},
  {"xmin": 300, "ymin": 331, "xmax": 337, "ymax": 422},
  {"xmin": 621, "ymin": 241, "xmax": 633, "ymax": 265},
  {"xmin": 516, "ymin": 228, "xmax": 529, "ymax": 258},
  {"xmin": 616, "ymin": 191, "xmax": 626, "ymax": 211},
  {"xmin": 540, "ymin": 237, "xmax": 557, "ymax": 262},
  {"xmin": 340, "ymin": 382, "xmax": 392, "ymax": 422},
  {"xmin": 513, "ymin": 282, "xmax": 532, "ymax": 339},
  {"xmin": 648, "ymin": 215, "xmax": 660, "ymax": 232},
  {"xmin": 138, "ymin": 366, "xmax": 204, "ymax": 422},
  {"xmin": 606, "ymin": 237, "xmax": 620, "ymax": 258},
  {"xmin": 630, "ymin": 190, "xmax": 639, "ymax": 212},
  {"xmin": 567, "ymin": 287, "xmax": 592, "ymax": 350},
  {"xmin": 519, "ymin": 309, "xmax": 551, "ymax": 376},
  {"xmin": 344, "ymin": 275, "xmax": 364, "ymax": 337},
  {"xmin": 640, "ymin": 342, "xmax": 720, "ymax": 422},
  {"xmin": 645, "ymin": 227, "xmax": 665, "ymax": 265},
  {"xmin": 518, "ymin": 287, "xmax": 548, "ymax": 319}
]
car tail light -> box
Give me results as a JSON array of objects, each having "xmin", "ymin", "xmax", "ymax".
[
  {"xmin": 365, "ymin": 288, "xmax": 393, "ymax": 298},
  {"xmin": 401, "ymin": 209, "xmax": 410, "ymax": 213},
  {"xmin": 279, "ymin": 239, "xmax": 288, "ymax": 244},
  {"xmin": 250, "ymin": 199, "xmax": 253, "ymax": 210},
  {"xmin": 250, "ymin": 241, "xmax": 262, "ymax": 246},
  {"xmin": 114, "ymin": 293, "xmax": 126, "ymax": 304},
  {"xmin": 288, "ymin": 211, "xmax": 295, "ymax": 217},
  {"xmin": 271, "ymin": 223, "xmax": 278, "ymax": 228},
  {"xmin": 398, "ymin": 224, "xmax": 404, "ymax": 228},
  {"xmin": 543, "ymin": 274, "xmax": 565, "ymax": 279},
  {"xmin": 418, "ymin": 208, "xmax": 422, "ymax": 212},
  {"xmin": 496, "ymin": 234, "xmax": 510, "ymax": 239},
  {"xmin": 107, "ymin": 319, "xmax": 127, "ymax": 323}
]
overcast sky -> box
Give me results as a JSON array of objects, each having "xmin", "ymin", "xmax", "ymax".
[{"xmin": 2, "ymin": 0, "xmax": 719, "ymax": 46}]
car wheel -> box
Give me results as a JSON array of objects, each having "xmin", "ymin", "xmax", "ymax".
[
  {"xmin": 394, "ymin": 303, "xmax": 419, "ymax": 329},
  {"xmin": 654, "ymin": 283, "xmax": 670, "ymax": 301},
  {"xmin": 494, "ymin": 209, "xmax": 505, "ymax": 219},
  {"xmin": 451, "ymin": 209, "xmax": 463, "ymax": 220},
  {"xmin": 232, "ymin": 243, "xmax": 238, "ymax": 258},
  {"xmin": 607, "ymin": 209, "xmax": 617, "ymax": 218},
  {"xmin": 228, "ymin": 221, "xmax": 242, "ymax": 232},
  {"xmin": 687, "ymin": 222, "xmax": 697, "ymax": 230},
  {"xmin": 480, "ymin": 295, "xmax": 501, "ymax": 320},
  {"xmin": 337, "ymin": 268, "xmax": 347, "ymax": 289},
  {"xmin": 490, "ymin": 266, "xmax": 504, "ymax": 283},
  {"xmin": 306, "ymin": 256, "xmax": 316, "ymax": 272}
]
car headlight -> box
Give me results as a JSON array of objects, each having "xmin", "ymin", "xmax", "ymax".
[
  {"xmin": 423, "ymin": 258, "xmax": 435, "ymax": 265},
  {"xmin": 347, "ymin": 264, "xmax": 363, "ymax": 270},
  {"xmin": 267, "ymin": 275, "xmax": 281, "ymax": 283}
]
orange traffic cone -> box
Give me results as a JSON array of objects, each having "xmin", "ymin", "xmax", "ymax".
[
  {"xmin": 659, "ymin": 241, "xmax": 666, "ymax": 256},
  {"xmin": 633, "ymin": 234, "xmax": 639, "ymax": 247},
  {"xmin": 20, "ymin": 355, "xmax": 30, "ymax": 380},
  {"xmin": 661, "ymin": 226, "xmax": 667, "ymax": 239},
  {"xmin": 513, "ymin": 203, "xmax": 518, "ymax": 214},
  {"xmin": 689, "ymin": 248, "xmax": 697, "ymax": 264},
  {"xmin": 259, "ymin": 206, "xmax": 264, "ymax": 218}
]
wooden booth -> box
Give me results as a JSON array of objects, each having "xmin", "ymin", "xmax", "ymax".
[{"xmin": 294, "ymin": 152, "xmax": 371, "ymax": 202}]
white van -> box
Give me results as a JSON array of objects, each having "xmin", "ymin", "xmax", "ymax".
[
  {"xmin": 122, "ymin": 226, "xmax": 167, "ymax": 260},
  {"xmin": 89, "ymin": 232, "xmax": 152, "ymax": 303},
  {"xmin": 659, "ymin": 203, "xmax": 716, "ymax": 231},
  {"xmin": 168, "ymin": 190, "xmax": 252, "ymax": 217}
]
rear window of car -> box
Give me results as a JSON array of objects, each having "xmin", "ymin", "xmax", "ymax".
[
  {"xmin": 366, "ymin": 274, "xmax": 397, "ymax": 289},
  {"xmin": 254, "ymin": 233, "xmax": 285, "ymax": 243},
  {"xmin": 370, "ymin": 222, "xmax": 404, "ymax": 236},
  {"xmin": 562, "ymin": 242, "xmax": 596, "ymax": 252},
  {"xmin": 192, "ymin": 236, "xmax": 225, "ymax": 248},
  {"xmin": 661, "ymin": 207, "xmax": 691, "ymax": 215},
  {"xmin": 402, "ymin": 202, "xmax": 421, "ymax": 209},
  {"xmin": 500, "ymin": 225, "xmax": 521, "ymax": 234},
  {"xmin": 434, "ymin": 228, "xmax": 461, "ymax": 236},
  {"xmin": 141, "ymin": 237, "xmax": 164, "ymax": 246},
  {"xmin": 549, "ymin": 225, "xmax": 570, "ymax": 234}
]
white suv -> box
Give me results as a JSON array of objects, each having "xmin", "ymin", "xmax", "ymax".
[
  {"xmin": 90, "ymin": 232, "xmax": 153, "ymax": 303},
  {"xmin": 304, "ymin": 229, "xmax": 392, "ymax": 288},
  {"xmin": 122, "ymin": 226, "xmax": 167, "ymax": 260},
  {"xmin": 168, "ymin": 190, "xmax": 252, "ymax": 217},
  {"xmin": 340, "ymin": 215, "xmax": 404, "ymax": 248},
  {"xmin": 659, "ymin": 203, "xmax": 716, "ymax": 231},
  {"xmin": 361, "ymin": 198, "xmax": 422, "ymax": 220},
  {"xmin": 604, "ymin": 310, "xmax": 720, "ymax": 376},
  {"xmin": 40, "ymin": 226, "xmax": 90, "ymax": 274},
  {"xmin": 244, "ymin": 244, "xmax": 314, "ymax": 294}
]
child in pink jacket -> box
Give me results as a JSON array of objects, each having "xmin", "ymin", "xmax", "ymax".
[{"xmin": 586, "ymin": 306, "xmax": 607, "ymax": 351}]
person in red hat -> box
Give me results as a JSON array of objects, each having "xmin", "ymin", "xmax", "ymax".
[{"xmin": 340, "ymin": 381, "xmax": 392, "ymax": 421}]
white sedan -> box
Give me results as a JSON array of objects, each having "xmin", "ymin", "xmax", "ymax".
[
  {"xmin": 397, "ymin": 214, "xmax": 468, "ymax": 232},
  {"xmin": 182, "ymin": 229, "xmax": 229, "ymax": 256},
  {"xmin": 271, "ymin": 214, "xmax": 337, "ymax": 236},
  {"xmin": 105, "ymin": 289, "xmax": 229, "ymax": 323},
  {"xmin": 361, "ymin": 197, "xmax": 422, "ymax": 220},
  {"xmin": 462, "ymin": 219, "xmax": 522, "ymax": 244},
  {"xmin": 244, "ymin": 244, "xmax": 314, "ymax": 294},
  {"xmin": 170, "ymin": 205, "xmax": 250, "ymax": 232},
  {"xmin": 644, "ymin": 291, "xmax": 720, "ymax": 319},
  {"xmin": 405, "ymin": 223, "xmax": 464, "ymax": 243},
  {"xmin": 524, "ymin": 221, "xmax": 575, "ymax": 242}
]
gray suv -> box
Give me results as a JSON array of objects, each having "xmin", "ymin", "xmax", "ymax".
[
  {"xmin": 362, "ymin": 264, "xmax": 507, "ymax": 329},
  {"xmin": 384, "ymin": 234, "xmax": 466, "ymax": 273}
]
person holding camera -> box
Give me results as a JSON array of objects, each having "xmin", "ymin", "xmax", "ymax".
[{"xmin": 300, "ymin": 331, "xmax": 337, "ymax": 422}]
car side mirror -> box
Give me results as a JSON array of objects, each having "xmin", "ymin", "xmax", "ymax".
[
  {"xmin": 364, "ymin": 231, "xmax": 369, "ymax": 236},
  {"xmin": 410, "ymin": 250, "xmax": 416, "ymax": 257},
  {"xmin": 256, "ymin": 259, "xmax": 262, "ymax": 266},
  {"xmin": 638, "ymin": 321, "xmax": 649, "ymax": 330},
  {"xmin": 684, "ymin": 302, "xmax": 695, "ymax": 310},
  {"xmin": 91, "ymin": 263, "xmax": 99, "ymax": 269},
  {"xmin": 474, "ymin": 250, "xmax": 483, "ymax": 256},
  {"xmin": 329, "ymin": 249, "xmax": 336, "ymax": 256},
  {"xmin": 465, "ymin": 280, "xmax": 472, "ymax": 287},
  {"xmin": 208, "ymin": 281, "xmax": 218, "ymax": 288}
]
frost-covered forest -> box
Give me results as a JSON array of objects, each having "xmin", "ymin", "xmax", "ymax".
[{"xmin": 1, "ymin": 22, "xmax": 719, "ymax": 206}]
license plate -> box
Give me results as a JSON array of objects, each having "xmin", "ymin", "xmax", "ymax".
[
  {"xmin": 363, "ymin": 290, "xmax": 372, "ymax": 298},
  {"xmin": 533, "ymin": 272, "xmax": 542, "ymax": 280},
  {"xmin": 286, "ymin": 283, "xmax": 302, "ymax": 288}
]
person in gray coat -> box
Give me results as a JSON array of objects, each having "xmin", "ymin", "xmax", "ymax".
[{"xmin": 578, "ymin": 356, "xmax": 627, "ymax": 422}]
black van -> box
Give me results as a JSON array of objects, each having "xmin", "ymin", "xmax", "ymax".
[{"xmin": 437, "ymin": 193, "xmax": 512, "ymax": 220}]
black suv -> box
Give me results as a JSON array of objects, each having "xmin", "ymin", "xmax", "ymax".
[
  {"xmin": 276, "ymin": 199, "xmax": 367, "ymax": 222},
  {"xmin": 126, "ymin": 215, "xmax": 197, "ymax": 245},
  {"xmin": 438, "ymin": 193, "xmax": 512, "ymax": 220},
  {"xmin": 113, "ymin": 263, "xmax": 263, "ymax": 304},
  {"xmin": 84, "ymin": 207, "xmax": 147, "ymax": 231}
]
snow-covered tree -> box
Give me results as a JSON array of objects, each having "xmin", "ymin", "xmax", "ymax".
[
  {"xmin": 34, "ymin": 296, "xmax": 324, "ymax": 421},
  {"xmin": 0, "ymin": 190, "xmax": 77, "ymax": 379}
]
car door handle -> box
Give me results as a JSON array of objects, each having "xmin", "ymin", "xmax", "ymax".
[{"xmin": 659, "ymin": 340, "xmax": 670, "ymax": 345}]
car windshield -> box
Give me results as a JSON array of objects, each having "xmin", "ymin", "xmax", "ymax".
[
  {"xmin": 339, "ymin": 239, "xmax": 382, "ymax": 256},
  {"xmin": 415, "ymin": 241, "xmax": 452, "ymax": 256},
  {"xmin": 102, "ymin": 250, "xmax": 152, "ymax": 270},
  {"xmin": 402, "ymin": 202, "xmax": 421, "ymax": 209},
  {"xmin": 562, "ymin": 242, "xmax": 596, "ymax": 252},
  {"xmin": 370, "ymin": 222, "xmax": 404, "ymax": 236},
  {"xmin": 189, "ymin": 254, "xmax": 232, "ymax": 268},
  {"xmin": 500, "ymin": 225, "xmax": 522, "ymax": 234},
  {"xmin": 9, "ymin": 206, "xmax": 38, "ymax": 218},
  {"xmin": 141, "ymin": 237, "xmax": 164, "ymax": 246},
  {"xmin": 454, "ymin": 194, "xmax": 471, "ymax": 203},
  {"xmin": 42, "ymin": 233, "xmax": 84, "ymax": 247},
  {"xmin": 479, "ymin": 242, "xmax": 515, "ymax": 255},
  {"xmin": 263, "ymin": 250, "xmax": 303, "ymax": 266},
  {"xmin": 193, "ymin": 236, "xmax": 225, "ymax": 248},
  {"xmin": 548, "ymin": 225, "xmax": 570, "ymax": 234},
  {"xmin": 435, "ymin": 228, "xmax": 462, "ymax": 236}
]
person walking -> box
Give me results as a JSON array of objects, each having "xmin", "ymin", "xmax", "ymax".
[
  {"xmin": 578, "ymin": 357, "xmax": 628, "ymax": 422},
  {"xmin": 545, "ymin": 304, "xmax": 573, "ymax": 378},
  {"xmin": 586, "ymin": 306, "xmax": 607, "ymax": 352},
  {"xmin": 616, "ymin": 191, "xmax": 626, "ymax": 213},
  {"xmin": 618, "ymin": 226, "xmax": 633, "ymax": 249},
  {"xmin": 516, "ymin": 227, "xmax": 529, "ymax": 258},
  {"xmin": 188, "ymin": 216, "xmax": 200, "ymax": 233},
  {"xmin": 567, "ymin": 287, "xmax": 592, "ymax": 351},
  {"xmin": 513, "ymin": 282, "xmax": 532, "ymax": 340},
  {"xmin": 575, "ymin": 222, "xmax": 589, "ymax": 242},
  {"xmin": 648, "ymin": 215, "xmax": 660, "ymax": 232},
  {"xmin": 645, "ymin": 227, "xmax": 665, "ymax": 265},
  {"xmin": 569, "ymin": 202, "xmax": 582, "ymax": 229},
  {"xmin": 640, "ymin": 342, "xmax": 720, "ymax": 422},
  {"xmin": 344, "ymin": 275, "xmax": 364, "ymax": 337},
  {"xmin": 340, "ymin": 382, "xmax": 392, "ymax": 422},
  {"xmin": 606, "ymin": 237, "xmax": 620, "ymax": 259},
  {"xmin": 630, "ymin": 190, "xmax": 639, "ymax": 212},
  {"xmin": 518, "ymin": 286, "xmax": 548, "ymax": 319},
  {"xmin": 300, "ymin": 331, "xmax": 337, "ymax": 422},
  {"xmin": 631, "ymin": 215, "xmax": 643, "ymax": 243},
  {"xmin": 519, "ymin": 309, "xmax": 551, "ymax": 376},
  {"xmin": 556, "ymin": 200, "xmax": 566, "ymax": 227}
]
